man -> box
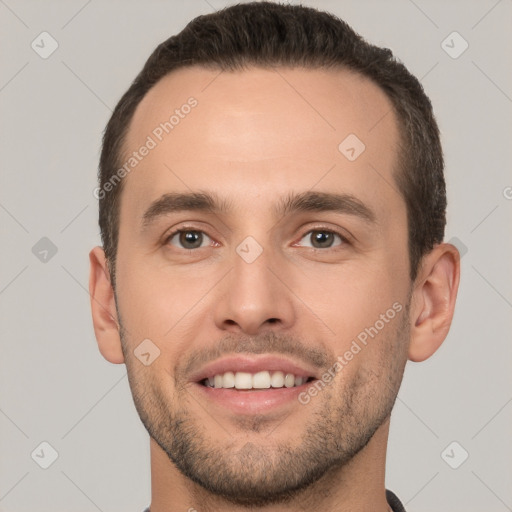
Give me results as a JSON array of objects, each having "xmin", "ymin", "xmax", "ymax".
[{"xmin": 89, "ymin": 2, "xmax": 460, "ymax": 511}]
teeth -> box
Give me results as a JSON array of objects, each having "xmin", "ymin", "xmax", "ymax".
[
  {"xmin": 234, "ymin": 372, "xmax": 252, "ymax": 389},
  {"xmin": 203, "ymin": 371, "xmax": 310, "ymax": 389},
  {"xmin": 253, "ymin": 371, "xmax": 271, "ymax": 389},
  {"xmin": 222, "ymin": 371, "xmax": 235, "ymax": 388},
  {"xmin": 284, "ymin": 373, "xmax": 295, "ymax": 388},
  {"xmin": 271, "ymin": 371, "xmax": 284, "ymax": 388}
]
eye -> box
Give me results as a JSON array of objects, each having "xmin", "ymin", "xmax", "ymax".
[
  {"xmin": 166, "ymin": 229, "xmax": 213, "ymax": 250},
  {"xmin": 296, "ymin": 229, "xmax": 346, "ymax": 249}
]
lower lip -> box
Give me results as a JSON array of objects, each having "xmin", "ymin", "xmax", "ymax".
[{"xmin": 192, "ymin": 382, "xmax": 313, "ymax": 415}]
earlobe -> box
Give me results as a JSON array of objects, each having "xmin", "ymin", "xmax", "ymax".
[
  {"xmin": 88, "ymin": 246, "xmax": 125, "ymax": 364},
  {"xmin": 408, "ymin": 243, "xmax": 461, "ymax": 362}
]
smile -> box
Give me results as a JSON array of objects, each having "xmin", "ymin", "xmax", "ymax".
[{"xmin": 201, "ymin": 370, "xmax": 316, "ymax": 390}]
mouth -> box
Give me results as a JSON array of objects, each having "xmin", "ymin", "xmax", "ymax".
[
  {"xmin": 199, "ymin": 370, "xmax": 317, "ymax": 390},
  {"xmin": 189, "ymin": 355, "xmax": 322, "ymax": 415}
]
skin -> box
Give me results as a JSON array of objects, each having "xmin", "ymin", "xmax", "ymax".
[{"xmin": 89, "ymin": 66, "xmax": 460, "ymax": 512}]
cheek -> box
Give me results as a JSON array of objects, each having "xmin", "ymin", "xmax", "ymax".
[
  {"xmin": 291, "ymin": 260, "xmax": 406, "ymax": 348},
  {"xmin": 115, "ymin": 250, "xmax": 219, "ymax": 347},
  {"xmin": 322, "ymin": 304, "xmax": 409, "ymax": 408}
]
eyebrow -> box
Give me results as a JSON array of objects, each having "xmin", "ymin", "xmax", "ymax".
[{"xmin": 140, "ymin": 190, "xmax": 377, "ymax": 231}]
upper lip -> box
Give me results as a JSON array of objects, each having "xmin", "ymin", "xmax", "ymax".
[{"xmin": 189, "ymin": 354, "xmax": 321, "ymax": 383}]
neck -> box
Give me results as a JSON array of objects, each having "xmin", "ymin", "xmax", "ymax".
[{"xmin": 148, "ymin": 417, "xmax": 392, "ymax": 512}]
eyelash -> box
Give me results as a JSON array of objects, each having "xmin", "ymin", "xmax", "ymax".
[{"xmin": 163, "ymin": 225, "xmax": 350, "ymax": 250}]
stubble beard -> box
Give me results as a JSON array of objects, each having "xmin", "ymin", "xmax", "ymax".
[{"xmin": 119, "ymin": 301, "xmax": 410, "ymax": 507}]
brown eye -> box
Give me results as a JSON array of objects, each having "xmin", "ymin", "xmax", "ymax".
[
  {"xmin": 168, "ymin": 230, "xmax": 211, "ymax": 249},
  {"xmin": 298, "ymin": 230, "xmax": 345, "ymax": 249}
]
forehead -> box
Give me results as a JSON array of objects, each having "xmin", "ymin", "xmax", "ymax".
[{"xmin": 121, "ymin": 65, "xmax": 402, "ymax": 221}]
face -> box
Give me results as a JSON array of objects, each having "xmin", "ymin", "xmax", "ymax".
[{"xmin": 114, "ymin": 66, "xmax": 412, "ymax": 505}]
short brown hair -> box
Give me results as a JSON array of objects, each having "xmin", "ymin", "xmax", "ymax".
[{"xmin": 98, "ymin": 1, "xmax": 445, "ymax": 286}]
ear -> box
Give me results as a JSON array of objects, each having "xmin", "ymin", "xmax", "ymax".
[
  {"xmin": 408, "ymin": 242, "xmax": 461, "ymax": 362},
  {"xmin": 89, "ymin": 246, "xmax": 124, "ymax": 364}
]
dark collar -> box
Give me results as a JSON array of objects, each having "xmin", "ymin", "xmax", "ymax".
[
  {"xmin": 386, "ymin": 489, "xmax": 407, "ymax": 512},
  {"xmin": 143, "ymin": 490, "xmax": 407, "ymax": 512}
]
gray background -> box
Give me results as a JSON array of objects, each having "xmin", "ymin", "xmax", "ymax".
[{"xmin": 1, "ymin": 0, "xmax": 511, "ymax": 511}]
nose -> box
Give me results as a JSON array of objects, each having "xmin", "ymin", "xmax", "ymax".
[{"xmin": 213, "ymin": 243, "xmax": 296, "ymax": 335}]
